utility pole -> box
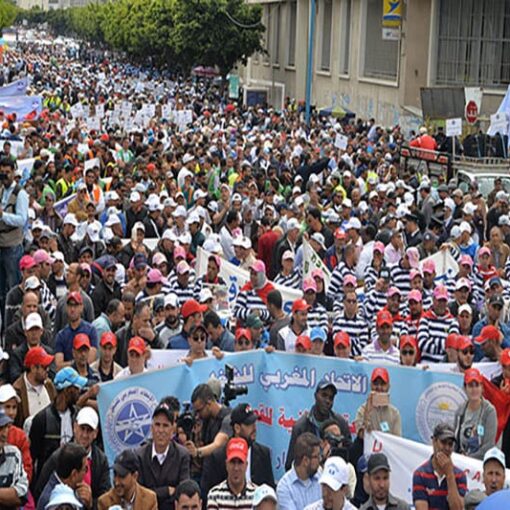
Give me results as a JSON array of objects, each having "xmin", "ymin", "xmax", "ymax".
[{"xmin": 305, "ymin": 0, "xmax": 316, "ymax": 127}]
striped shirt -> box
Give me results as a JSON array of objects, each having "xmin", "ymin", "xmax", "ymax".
[
  {"xmin": 41, "ymin": 280, "xmax": 56, "ymax": 321},
  {"xmin": 206, "ymin": 479, "xmax": 257, "ymax": 510},
  {"xmin": 327, "ymin": 262, "xmax": 356, "ymax": 301},
  {"xmin": 167, "ymin": 268, "xmax": 196, "ymax": 287},
  {"xmin": 363, "ymin": 266, "xmax": 379, "ymax": 293},
  {"xmin": 361, "ymin": 338, "xmax": 401, "ymax": 365},
  {"xmin": 168, "ymin": 281, "xmax": 195, "ymax": 307},
  {"xmin": 389, "ymin": 263, "xmax": 412, "ymax": 297},
  {"xmin": 332, "ymin": 312, "xmax": 370, "ymax": 357},
  {"xmin": 412, "ymin": 457, "xmax": 467, "ymax": 510},
  {"xmin": 193, "ymin": 275, "xmax": 227, "ymax": 299},
  {"xmin": 307, "ymin": 302, "xmax": 329, "ymax": 332},
  {"xmin": 417, "ymin": 310, "xmax": 460, "ymax": 363},
  {"xmin": 233, "ymin": 288, "xmax": 271, "ymax": 322},
  {"xmin": 369, "ymin": 311, "xmax": 408, "ymax": 340},
  {"xmin": 362, "ymin": 289, "xmax": 388, "ymax": 324},
  {"xmin": 274, "ymin": 269, "xmax": 302, "ymax": 290},
  {"xmin": 444, "ymin": 274, "xmax": 484, "ymax": 304}
]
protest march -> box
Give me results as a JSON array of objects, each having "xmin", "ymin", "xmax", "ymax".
[{"xmin": 0, "ymin": 20, "xmax": 509, "ymax": 510}]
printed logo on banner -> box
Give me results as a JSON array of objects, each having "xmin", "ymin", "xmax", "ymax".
[
  {"xmin": 415, "ymin": 382, "xmax": 466, "ymax": 443},
  {"xmin": 105, "ymin": 387, "xmax": 158, "ymax": 454}
]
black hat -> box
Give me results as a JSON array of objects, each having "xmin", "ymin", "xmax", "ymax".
[
  {"xmin": 316, "ymin": 378, "xmax": 337, "ymax": 395},
  {"xmin": 189, "ymin": 323, "xmax": 207, "ymax": 337},
  {"xmin": 152, "ymin": 402, "xmax": 174, "ymax": 422},
  {"xmin": 231, "ymin": 403, "xmax": 258, "ymax": 426},
  {"xmin": 432, "ymin": 422, "xmax": 456, "ymax": 442},
  {"xmin": 489, "ymin": 294, "xmax": 505, "ymax": 308},
  {"xmin": 405, "ymin": 213, "xmax": 419, "ymax": 224},
  {"xmin": 113, "ymin": 449, "xmax": 139, "ymax": 477},
  {"xmin": 367, "ymin": 453, "xmax": 391, "ymax": 475}
]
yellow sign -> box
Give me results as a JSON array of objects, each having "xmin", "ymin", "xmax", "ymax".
[{"xmin": 382, "ymin": 0, "xmax": 402, "ymax": 28}]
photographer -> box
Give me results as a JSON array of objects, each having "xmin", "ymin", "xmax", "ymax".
[{"xmin": 187, "ymin": 384, "xmax": 232, "ymax": 491}]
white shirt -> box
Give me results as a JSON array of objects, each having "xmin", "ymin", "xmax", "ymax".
[
  {"xmin": 59, "ymin": 409, "xmax": 73, "ymax": 446},
  {"xmin": 115, "ymin": 367, "xmax": 148, "ymax": 379},
  {"xmin": 151, "ymin": 442, "xmax": 169, "ymax": 465},
  {"xmin": 304, "ymin": 499, "xmax": 357, "ymax": 510},
  {"xmin": 24, "ymin": 373, "xmax": 51, "ymax": 417}
]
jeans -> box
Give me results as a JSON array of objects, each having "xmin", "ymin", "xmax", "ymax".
[{"xmin": 0, "ymin": 244, "xmax": 22, "ymax": 315}]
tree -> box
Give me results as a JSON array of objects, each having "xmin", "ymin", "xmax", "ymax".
[{"xmin": 0, "ymin": 0, "xmax": 18, "ymax": 33}]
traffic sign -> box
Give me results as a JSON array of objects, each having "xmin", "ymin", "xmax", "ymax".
[{"xmin": 465, "ymin": 100, "xmax": 478, "ymax": 124}]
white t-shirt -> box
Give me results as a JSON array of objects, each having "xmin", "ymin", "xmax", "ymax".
[{"xmin": 59, "ymin": 409, "xmax": 73, "ymax": 445}]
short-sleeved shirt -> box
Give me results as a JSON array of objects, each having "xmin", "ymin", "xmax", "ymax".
[
  {"xmin": 412, "ymin": 457, "xmax": 467, "ymax": 509},
  {"xmin": 54, "ymin": 320, "xmax": 98, "ymax": 361}
]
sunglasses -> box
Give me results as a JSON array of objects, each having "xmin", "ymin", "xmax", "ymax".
[
  {"xmin": 461, "ymin": 348, "xmax": 475, "ymax": 355},
  {"xmin": 401, "ymin": 350, "xmax": 415, "ymax": 356},
  {"xmin": 236, "ymin": 339, "xmax": 252, "ymax": 347},
  {"xmin": 192, "ymin": 334, "xmax": 206, "ymax": 342}
]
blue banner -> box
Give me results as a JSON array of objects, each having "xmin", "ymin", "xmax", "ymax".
[
  {"xmin": 0, "ymin": 78, "xmax": 28, "ymax": 97},
  {"xmin": 97, "ymin": 352, "xmax": 465, "ymax": 480},
  {"xmin": 0, "ymin": 95, "xmax": 42, "ymax": 119}
]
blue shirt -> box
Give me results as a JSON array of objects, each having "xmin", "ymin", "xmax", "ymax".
[
  {"xmin": 2, "ymin": 181, "xmax": 28, "ymax": 228},
  {"xmin": 167, "ymin": 330, "xmax": 189, "ymax": 350},
  {"xmin": 471, "ymin": 318, "xmax": 510, "ymax": 361},
  {"xmin": 55, "ymin": 320, "xmax": 99, "ymax": 361},
  {"xmin": 276, "ymin": 465, "xmax": 321, "ymax": 510}
]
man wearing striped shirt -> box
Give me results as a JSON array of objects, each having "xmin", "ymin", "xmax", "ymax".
[
  {"xmin": 302, "ymin": 278, "xmax": 328, "ymax": 333},
  {"xmin": 206, "ymin": 437, "xmax": 256, "ymax": 510},
  {"xmin": 417, "ymin": 286, "xmax": 460, "ymax": 363},
  {"xmin": 361, "ymin": 310, "xmax": 400, "ymax": 365},
  {"xmin": 388, "ymin": 247, "xmax": 420, "ymax": 298}
]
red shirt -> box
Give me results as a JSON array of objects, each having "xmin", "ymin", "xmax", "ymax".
[
  {"xmin": 8, "ymin": 425, "xmax": 33, "ymax": 483},
  {"xmin": 257, "ymin": 230, "xmax": 281, "ymax": 278}
]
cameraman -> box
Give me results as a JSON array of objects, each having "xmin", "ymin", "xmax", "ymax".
[{"xmin": 187, "ymin": 383, "xmax": 232, "ymax": 491}]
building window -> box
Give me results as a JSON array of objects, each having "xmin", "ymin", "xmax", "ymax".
[
  {"xmin": 436, "ymin": 0, "xmax": 510, "ymax": 87},
  {"xmin": 320, "ymin": 0, "xmax": 333, "ymax": 71},
  {"xmin": 363, "ymin": 0, "xmax": 399, "ymax": 80},
  {"xmin": 339, "ymin": 0, "xmax": 351, "ymax": 75},
  {"xmin": 288, "ymin": 1, "xmax": 297, "ymax": 67},
  {"xmin": 271, "ymin": 4, "xmax": 280, "ymax": 65}
]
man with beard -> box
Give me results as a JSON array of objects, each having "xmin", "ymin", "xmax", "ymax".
[
  {"xmin": 202, "ymin": 403, "xmax": 274, "ymax": 494},
  {"xmin": 277, "ymin": 299, "xmax": 310, "ymax": 351},
  {"xmin": 156, "ymin": 293, "xmax": 182, "ymax": 346},
  {"xmin": 91, "ymin": 256, "xmax": 121, "ymax": 318},
  {"xmin": 285, "ymin": 380, "xmax": 351, "ymax": 471},
  {"xmin": 454, "ymin": 336, "xmax": 475, "ymax": 373}
]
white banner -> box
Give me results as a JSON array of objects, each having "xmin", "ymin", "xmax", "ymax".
[
  {"xmin": 424, "ymin": 362, "xmax": 501, "ymax": 381},
  {"xmin": 302, "ymin": 238, "xmax": 332, "ymax": 289},
  {"xmin": 147, "ymin": 349, "xmax": 232, "ymax": 370},
  {"xmin": 420, "ymin": 250, "xmax": 459, "ymax": 281},
  {"xmin": 196, "ymin": 247, "xmax": 302, "ymax": 314},
  {"xmin": 364, "ymin": 431, "xmax": 510, "ymax": 505}
]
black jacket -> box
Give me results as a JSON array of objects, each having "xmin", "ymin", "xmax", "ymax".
[
  {"xmin": 136, "ymin": 440, "xmax": 190, "ymax": 510},
  {"xmin": 91, "ymin": 279, "xmax": 122, "ymax": 319},
  {"xmin": 202, "ymin": 440, "xmax": 274, "ymax": 495},
  {"xmin": 9, "ymin": 342, "xmax": 55, "ymax": 383},
  {"xmin": 33, "ymin": 443, "xmax": 111, "ymax": 507},
  {"xmin": 285, "ymin": 408, "xmax": 352, "ymax": 471}
]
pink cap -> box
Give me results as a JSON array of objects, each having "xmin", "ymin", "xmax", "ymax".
[
  {"xmin": 173, "ymin": 246, "xmax": 186, "ymax": 260},
  {"xmin": 343, "ymin": 274, "xmax": 357, "ymax": 287},
  {"xmin": 479, "ymin": 247, "xmax": 491, "ymax": 258},
  {"xmin": 460, "ymin": 254, "xmax": 473, "ymax": 267},
  {"xmin": 208, "ymin": 254, "xmax": 221, "ymax": 268},
  {"xmin": 387, "ymin": 286, "xmax": 401, "ymax": 298},
  {"xmin": 147, "ymin": 268, "xmax": 164, "ymax": 284},
  {"xmin": 311, "ymin": 268, "xmax": 325, "ymax": 280},
  {"xmin": 303, "ymin": 277, "xmax": 318, "ymax": 292},
  {"xmin": 408, "ymin": 289, "xmax": 422, "ymax": 302},
  {"xmin": 433, "ymin": 285, "xmax": 449, "ymax": 300},
  {"xmin": 410, "ymin": 269, "xmax": 422, "ymax": 280},
  {"xmin": 373, "ymin": 241, "xmax": 385, "ymax": 254},
  {"xmin": 406, "ymin": 247, "xmax": 420, "ymax": 269},
  {"xmin": 250, "ymin": 259, "xmax": 266, "ymax": 273},
  {"xmin": 422, "ymin": 260, "xmax": 436, "ymax": 274},
  {"xmin": 33, "ymin": 249, "xmax": 55, "ymax": 265},
  {"xmin": 176, "ymin": 260, "xmax": 191, "ymax": 275}
]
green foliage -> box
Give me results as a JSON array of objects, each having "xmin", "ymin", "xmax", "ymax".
[
  {"xmin": 17, "ymin": 0, "xmax": 264, "ymax": 75},
  {"xmin": 0, "ymin": 0, "xmax": 18, "ymax": 32}
]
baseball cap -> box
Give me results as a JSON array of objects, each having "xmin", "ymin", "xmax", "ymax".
[
  {"xmin": 33, "ymin": 249, "xmax": 55, "ymax": 265},
  {"xmin": 66, "ymin": 291, "xmax": 83, "ymax": 305},
  {"xmin": 100, "ymin": 332, "xmax": 117, "ymax": 347},
  {"xmin": 73, "ymin": 334, "xmax": 91, "ymax": 350},
  {"xmin": 24, "ymin": 346, "xmax": 54, "ymax": 368},
  {"xmin": 406, "ymin": 247, "xmax": 420, "ymax": 269},
  {"xmin": 400, "ymin": 335, "xmax": 418, "ymax": 350},
  {"xmin": 319, "ymin": 456, "xmax": 349, "ymax": 491},
  {"xmin": 164, "ymin": 293, "xmax": 179, "ymax": 308},
  {"xmin": 287, "ymin": 218, "xmax": 300, "ymax": 231},
  {"xmin": 373, "ymin": 241, "xmax": 385, "ymax": 254},
  {"xmin": 464, "ymin": 368, "xmax": 483, "ymax": 385},
  {"xmin": 25, "ymin": 312, "xmax": 43, "ymax": 330},
  {"xmin": 235, "ymin": 328, "xmax": 252, "ymax": 342},
  {"xmin": 489, "ymin": 294, "xmax": 505, "ymax": 308},
  {"xmin": 489, "ymin": 277, "xmax": 503, "ymax": 288},
  {"xmin": 252, "ymin": 484, "xmax": 277, "ymax": 507},
  {"xmin": 457, "ymin": 336, "xmax": 474, "ymax": 351},
  {"xmin": 446, "ymin": 334, "xmax": 459, "ymax": 350},
  {"xmin": 63, "ymin": 213, "xmax": 78, "ymax": 227},
  {"xmin": 500, "ymin": 348, "xmax": 510, "ymax": 366},
  {"xmin": 250, "ymin": 259, "xmax": 266, "ymax": 273},
  {"xmin": 152, "ymin": 402, "xmax": 174, "ymax": 422},
  {"xmin": 387, "ymin": 286, "xmax": 401, "ymax": 298},
  {"xmin": 181, "ymin": 299, "xmax": 207, "ymax": 319},
  {"xmin": 76, "ymin": 407, "xmax": 99, "ymax": 430},
  {"xmin": 459, "ymin": 254, "xmax": 473, "ymax": 267},
  {"xmin": 199, "ymin": 288, "xmax": 214, "ymax": 304},
  {"xmin": 334, "ymin": 331, "xmax": 350, "ymax": 348},
  {"xmin": 422, "ymin": 259, "xmax": 436, "ymax": 274},
  {"xmin": 246, "ymin": 313, "xmax": 264, "ymax": 329},
  {"xmin": 176, "ymin": 260, "xmax": 191, "ymax": 275},
  {"xmin": 0, "ymin": 384, "xmax": 20, "ymax": 404},
  {"xmin": 226, "ymin": 437, "xmax": 248, "ymax": 462},
  {"xmin": 0, "ymin": 408, "xmax": 12, "ymax": 428},
  {"xmin": 310, "ymin": 232, "xmax": 326, "ymax": 249},
  {"xmin": 133, "ymin": 253, "xmax": 148, "ymax": 269},
  {"xmin": 432, "ymin": 422, "xmax": 456, "ymax": 442},
  {"xmin": 310, "ymin": 327, "xmax": 327, "ymax": 342},
  {"xmin": 20, "ymin": 255, "xmax": 37, "ymax": 271},
  {"xmin": 475, "ymin": 325, "xmax": 501, "ymax": 345},
  {"xmin": 296, "ymin": 335, "xmax": 312, "ymax": 351},
  {"xmin": 292, "ymin": 299, "xmax": 311, "ymax": 313},
  {"xmin": 410, "ymin": 269, "xmax": 422, "ymax": 281},
  {"xmin": 54, "ymin": 367, "xmax": 87, "ymax": 391},
  {"xmin": 343, "ymin": 274, "xmax": 357, "ymax": 287},
  {"xmin": 433, "ymin": 286, "xmax": 449, "ymax": 300},
  {"xmin": 483, "ymin": 447, "xmax": 506, "ymax": 469},
  {"xmin": 303, "ymin": 277, "xmax": 318, "ymax": 293},
  {"xmin": 458, "ymin": 304, "xmax": 473, "ymax": 316},
  {"xmin": 128, "ymin": 336, "xmax": 146, "ymax": 355},
  {"xmin": 311, "ymin": 268, "xmax": 325, "ymax": 280},
  {"xmin": 371, "ymin": 367, "xmax": 389, "ymax": 384},
  {"xmin": 376, "ymin": 309, "xmax": 393, "ymax": 327},
  {"xmin": 230, "ymin": 403, "xmax": 258, "ymax": 426},
  {"xmin": 113, "ymin": 449, "xmax": 140, "ymax": 477},
  {"xmin": 282, "ymin": 250, "xmax": 295, "ymax": 261},
  {"xmin": 479, "ymin": 246, "xmax": 491, "ymax": 257},
  {"xmin": 408, "ymin": 289, "xmax": 422, "ymax": 302},
  {"xmin": 45, "ymin": 484, "xmax": 83, "ymax": 510},
  {"xmin": 24, "ymin": 276, "xmax": 41, "ymax": 291},
  {"xmin": 334, "ymin": 228, "xmax": 347, "ymax": 240},
  {"xmin": 455, "ymin": 278, "xmax": 472, "ymax": 291},
  {"xmin": 147, "ymin": 268, "xmax": 165, "ymax": 284},
  {"xmin": 367, "ymin": 453, "xmax": 391, "ymax": 475},
  {"xmin": 316, "ymin": 378, "xmax": 337, "ymax": 395}
]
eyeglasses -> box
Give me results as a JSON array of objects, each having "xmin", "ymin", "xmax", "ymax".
[
  {"xmin": 461, "ymin": 348, "xmax": 475, "ymax": 355},
  {"xmin": 401, "ymin": 350, "xmax": 415, "ymax": 356},
  {"xmin": 236, "ymin": 339, "xmax": 252, "ymax": 347},
  {"xmin": 192, "ymin": 334, "xmax": 206, "ymax": 342}
]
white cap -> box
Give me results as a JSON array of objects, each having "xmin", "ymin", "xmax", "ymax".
[
  {"xmin": 25, "ymin": 276, "xmax": 41, "ymax": 290},
  {"xmin": 186, "ymin": 213, "xmax": 200, "ymax": 225},
  {"xmin": 311, "ymin": 232, "xmax": 326, "ymax": 249},
  {"xmin": 178, "ymin": 232, "xmax": 192, "ymax": 245},
  {"xmin": 460, "ymin": 221, "xmax": 472, "ymax": 234},
  {"xmin": 444, "ymin": 198, "xmax": 455, "ymax": 211},
  {"xmin": 52, "ymin": 251, "xmax": 65, "ymax": 263},
  {"xmin": 483, "ymin": 446, "xmax": 506, "ymax": 468},
  {"xmin": 0, "ymin": 384, "xmax": 19, "ymax": 404},
  {"xmin": 287, "ymin": 218, "xmax": 300, "ymax": 231},
  {"xmin": 105, "ymin": 215, "xmax": 121, "ymax": 227},
  {"xmin": 162, "ymin": 229, "xmax": 177, "ymax": 242},
  {"xmin": 63, "ymin": 214, "xmax": 78, "ymax": 227},
  {"xmin": 31, "ymin": 219, "xmax": 45, "ymax": 231},
  {"xmin": 129, "ymin": 191, "xmax": 141, "ymax": 202},
  {"xmin": 86, "ymin": 223, "xmax": 100, "ymax": 242},
  {"xmin": 239, "ymin": 236, "xmax": 252, "ymax": 250},
  {"xmin": 252, "ymin": 484, "xmax": 277, "ymax": 506},
  {"xmin": 232, "ymin": 193, "xmax": 242, "ymax": 203},
  {"xmin": 193, "ymin": 189, "xmax": 208, "ymax": 201},
  {"xmin": 458, "ymin": 304, "xmax": 473, "ymax": 315},
  {"xmin": 199, "ymin": 288, "xmax": 214, "ymax": 303},
  {"xmin": 176, "ymin": 260, "xmax": 191, "ymax": 274},
  {"xmin": 25, "ymin": 312, "xmax": 43, "ymax": 330},
  {"xmin": 346, "ymin": 217, "xmax": 362, "ymax": 230},
  {"xmin": 182, "ymin": 153, "xmax": 195, "ymax": 164},
  {"xmin": 342, "ymin": 198, "xmax": 352, "ymax": 208},
  {"xmin": 172, "ymin": 205, "xmax": 187, "ymax": 218},
  {"xmin": 76, "ymin": 407, "xmax": 99, "ymax": 430},
  {"xmin": 164, "ymin": 293, "xmax": 179, "ymax": 308},
  {"xmin": 106, "ymin": 191, "xmax": 120, "ymax": 202},
  {"xmin": 404, "ymin": 192, "xmax": 414, "ymax": 206},
  {"xmin": 463, "ymin": 202, "xmax": 477, "ymax": 215},
  {"xmin": 499, "ymin": 215, "xmax": 510, "ymax": 227},
  {"xmin": 451, "ymin": 225, "xmax": 462, "ymax": 238},
  {"xmin": 282, "ymin": 250, "xmax": 295, "ymax": 261},
  {"xmin": 319, "ymin": 456, "xmax": 350, "ymax": 491}
]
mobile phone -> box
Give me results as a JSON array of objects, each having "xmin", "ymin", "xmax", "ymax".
[{"xmin": 372, "ymin": 392, "xmax": 390, "ymax": 407}]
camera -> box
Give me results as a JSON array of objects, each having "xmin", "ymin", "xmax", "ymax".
[
  {"xmin": 223, "ymin": 364, "xmax": 248, "ymax": 407},
  {"xmin": 176, "ymin": 401, "xmax": 195, "ymax": 441}
]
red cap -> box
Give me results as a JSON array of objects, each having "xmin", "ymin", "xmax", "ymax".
[
  {"xmin": 400, "ymin": 335, "xmax": 418, "ymax": 350},
  {"xmin": 235, "ymin": 328, "xmax": 252, "ymax": 342},
  {"xmin": 296, "ymin": 335, "xmax": 312, "ymax": 351},
  {"xmin": 100, "ymin": 133, "xmax": 109, "ymax": 142},
  {"xmin": 334, "ymin": 331, "xmax": 350, "ymax": 348},
  {"xmin": 446, "ymin": 334, "xmax": 459, "ymax": 350},
  {"xmin": 457, "ymin": 336, "xmax": 474, "ymax": 351},
  {"xmin": 66, "ymin": 291, "xmax": 83, "ymax": 305},
  {"xmin": 73, "ymin": 333, "xmax": 91, "ymax": 350},
  {"xmin": 24, "ymin": 346, "xmax": 54, "ymax": 368},
  {"xmin": 20, "ymin": 255, "xmax": 36, "ymax": 271},
  {"xmin": 181, "ymin": 299, "xmax": 208, "ymax": 319},
  {"xmin": 464, "ymin": 368, "xmax": 483, "ymax": 385},
  {"xmin": 128, "ymin": 336, "xmax": 146, "ymax": 354},
  {"xmin": 100, "ymin": 332, "xmax": 117, "ymax": 347},
  {"xmin": 475, "ymin": 325, "xmax": 501, "ymax": 345},
  {"xmin": 371, "ymin": 367, "xmax": 390, "ymax": 384},
  {"xmin": 147, "ymin": 163, "xmax": 156, "ymax": 172},
  {"xmin": 292, "ymin": 299, "xmax": 311, "ymax": 313},
  {"xmin": 500, "ymin": 348, "xmax": 510, "ymax": 366},
  {"xmin": 334, "ymin": 228, "xmax": 346, "ymax": 240},
  {"xmin": 376, "ymin": 310, "xmax": 393, "ymax": 327},
  {"xmin": 226, "ymin": 437, "xmax": 248, "ymax": 462}
]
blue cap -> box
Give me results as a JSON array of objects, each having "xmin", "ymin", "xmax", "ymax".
[
  {"xmin": 310, "ymin": 327, "xmax": 327, "ymax": 342},
  {"xmin": 0, "ymin": 408, "xmax": 12, "ymax": 427},
  {"xmin": 54, "ymin": 367, "xmax": 87, "ymax": 391},
  {"xmin": 316, "ymin": 377, "xmax": 337, "ymax": 395},
  {"xmin": 46, "ymin": 484, "xmax": 83, "ymax": 509},
  {"xmin": 357, "ymin": 454, "xmax": 369, "ymax": 474}
]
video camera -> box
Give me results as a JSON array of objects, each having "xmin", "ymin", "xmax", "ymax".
[
  {"xmin": 176, "ymin": 401, "xmax": 195, "ymax": 441},
  {"xmin": 223, "ymin": 364, "xmax": 248, "ymax": 407}
]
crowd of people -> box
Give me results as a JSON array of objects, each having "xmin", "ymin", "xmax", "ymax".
[{"xmin": 0, "ymin": 27, "xmax": 508, "ymax": 510}]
